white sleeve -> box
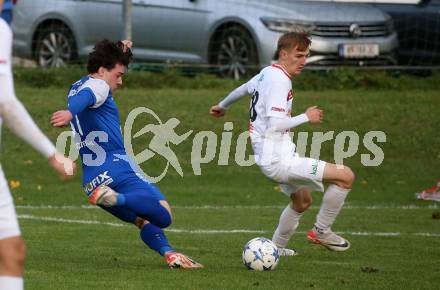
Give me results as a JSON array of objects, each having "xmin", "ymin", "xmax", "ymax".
[
  {"xmin": 267, "ymin": 114, "xmax": 309, "ymax": 132},
  {"xmin": 218, "ymin": 83, "xmax": 250, "ymax": 109},
  {"xmin": 0, "ymin": 19, "xmax": 12, "ymax": 77},
  {"xmin": 0, "ymin": 75, "xmax": 56, "ymax": 158},
  {"xmin": 81, "ymin": 79, "xmax": 110, "ymax": 108},
  {"xmin": 218, "ymin": 73, "xmax": 261, "ymax": 109},
  {"xmin": 265, "ymin": 81, "xmax": 290, "ymax": 118}
]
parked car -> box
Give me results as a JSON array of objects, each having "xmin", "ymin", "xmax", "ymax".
[
  {"xmin": 374, "ymin": 0, "xmax": 440, "ymax": 66},
  {"xmin": 12, "ymin": 0, "xmax": 398, "ymax": 78}
]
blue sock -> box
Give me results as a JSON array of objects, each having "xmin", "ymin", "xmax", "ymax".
[{"xmin": 140, "ymin": 223, "xmax": 174, "ymax": 256}]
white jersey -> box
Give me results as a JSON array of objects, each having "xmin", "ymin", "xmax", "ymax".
[
  {"xmin": 245, "ymin": 64, "xmax": 296, "ymax": 165},
  {"xmin": 0, "ymin": 18, "xmax": 12, "ymax": 77},
  {"xmin": 0, "ymin": 18, "xmax": 21, "ymax": 239},
  {"xmin": 0, "ymin": 18, "xmax": 13, "ymax": 206},
  {"xmin": 0, "ymin": 18, "xmax": 55, "ymax": 204}
]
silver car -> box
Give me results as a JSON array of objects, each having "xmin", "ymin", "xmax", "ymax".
[{"xmin": 12, "ymin": 0, "xmax": 398, "ymax": 78}]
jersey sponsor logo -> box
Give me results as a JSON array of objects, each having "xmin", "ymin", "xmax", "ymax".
[
  {"xmin": 76, "ymin": 139, "xmax": 97, "ymax": 150},
  {"xmin": 0, "ymin": 59, "xmax": 7, "ymax": 65},
  {"xmin": 287, "ymin": 90, "xmax": 294, "ymax": 101},
  {"xmin": 84, "ymin": 171, "xmax": 114, "ymax": 194},
  {"xmin": 310, "ymin": 160, "xmax": 319, "ymax": 176},
  {"xmin": 271, "ymin": 107, "xmax": 285, "ymax": 112}
]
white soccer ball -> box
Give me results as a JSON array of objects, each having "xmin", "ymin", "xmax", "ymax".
[{"xmin": 242, "ymin": 237, "xmax": 279, "ymax": 271}]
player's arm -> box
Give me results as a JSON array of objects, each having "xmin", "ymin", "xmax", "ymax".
[
  {"xmin": 209, "ymin": 82, "xmax": 250, "ymax": 118},
  {"xmin": 265, "ymin": 79, "xmax": 323, "ymax": 132},
  {"xmin": 268, "ymin": 106, "xmax": 323, "ymax": 132},
  {"xmin": 0, "ymin": 75, "xmax": 76, "ymax": 179},
  {"xmin": 51, "ymin": 89, "xmax": 95, "ymax": 127}
]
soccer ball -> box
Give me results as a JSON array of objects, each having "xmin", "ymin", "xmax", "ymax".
[{"xmin": 242, "ymin": 237, "xmax": 279, "ymax": 271}]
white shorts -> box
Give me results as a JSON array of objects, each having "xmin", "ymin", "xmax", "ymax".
[
  {"xmin": 0, "ymin": 166, "xmax": 21, "ymax": 240},
  {"xmin": 259, "ymin": 154, "xmax": 326, "ymax": 197},
  {"xmin": 0, "ymin": 200, "xmax": 21, "ymax": 240}
]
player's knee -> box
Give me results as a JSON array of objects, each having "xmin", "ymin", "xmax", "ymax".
[
  {"xmin": 335, "ymin": 167, "xmax": 355, "ymax": 189},
  {"xmin": 14, "ymin": 241, "xmax": 26, "ymax": 268},
  {"xmin": 155, "ymin": 209, "xmax": 172, "ymax": 229},
  {"xmin": 342, "ymin": 167, "xmax": 355, "ymax": 188},
  {"xmin": 0, "ymin": 239, "xmax": 26, "ymax": 272},
  {"xmin": 293, "ymin": 199, "xmax": 312, "ymax": 213},
  {"xmin": 291, "ymin": 189, "xmax": 313, "ymax": 213}
]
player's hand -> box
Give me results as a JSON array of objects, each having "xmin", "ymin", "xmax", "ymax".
[
  {"xmin": 121, "ymin": 40, "xmax": 133, "ymax": 52},
  {"xmin": 209, "ymin": 105, "xmax": 226, "ymax": 118},
  {"xmin": 48, "ymin": 152, "xmax": 76, "ymax": 180},
  {"xmin": 51, "ymin": 110, "xmax": 73, "ymax": 127},
  {"xmin": 305, "ymin": 106, "xmax": 323, "ymax": 124}
]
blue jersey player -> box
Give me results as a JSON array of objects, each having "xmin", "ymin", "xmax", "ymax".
[{"xmin": 51, "ymin": 39, "xmax": 202, "ymax": 269}]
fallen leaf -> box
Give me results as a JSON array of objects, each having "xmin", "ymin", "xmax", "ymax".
[{"xmin": 9, "ymin": 180, "xmax": 21, "ymax": 189}]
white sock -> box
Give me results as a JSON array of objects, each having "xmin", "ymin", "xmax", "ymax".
[
  {"xmin": 0, "ymin": 276, "xmax": 23, "ymax": 290},
  {"xmin": 272, "ymin": 205, "xmax": 303, "ymax": 248},
  {"xmin": 315, "ymin": 184, "xmax": 350, "ymax": 234}
]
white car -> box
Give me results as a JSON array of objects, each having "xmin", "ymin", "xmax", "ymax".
[{"xmin": 12, "ymin": 0, "xmax": 398, "ymax": 78}]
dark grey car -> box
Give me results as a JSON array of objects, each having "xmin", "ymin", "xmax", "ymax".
[
  {"xmin": 12, "ymin": 0, "xmax": 398, "ymax": 78},
  {"xmin": 375, "ymin": 0, "xmax": 440, "ymax": 65}
]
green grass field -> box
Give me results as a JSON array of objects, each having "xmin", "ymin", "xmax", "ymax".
[{"xmin": 2, "ymin": 81, "xmax": 439, "ymax": 289}]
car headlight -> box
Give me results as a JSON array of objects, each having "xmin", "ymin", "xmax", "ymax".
[{"xmin": 261, "ymin": 17, "xmax": 316, "ymax": 33}]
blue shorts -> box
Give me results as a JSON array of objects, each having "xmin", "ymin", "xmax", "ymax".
[
  {"xmin": 82, "ymin": 154, "xmax": 166, "ymax": 224},
  {"xmin": 101, "ymin": 175, "xmax": 167, "ymax": 224}
]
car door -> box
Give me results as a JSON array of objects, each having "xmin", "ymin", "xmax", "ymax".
[
  {"xmin": 132, "ymin": 0, "xmax": 210, "ymax": 62},
  {"xmin": 72, "ymin": 0, "xmax": 129, "ymax": 54}
]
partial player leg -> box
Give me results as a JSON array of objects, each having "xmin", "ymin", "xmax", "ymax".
[
  {"xmin": 308, "ymin": 163, "xmax": 355, "ymax": 251},
  {"xmin": 0, "ymin": 236, "xmax": 25, "ymax": 290},
  {"xmin": 272, "ymin": 186, "xmax": 312, "ymax": 256},
  {"xmin": 95, "ymin": 181, "xmax": 202, "ymax": 268},
  {"xmin": 100, "ymin": 201, "xmax": 175, "ymax": 256},
  {"xmin": 91, "ymin": 183, "xmax": 172, "ymax": 228},
  {"xmin": 0, "ymin": 236, "xmax": 26, "ymax": 276},
  {"xmin": 0, "ymin": 196, "xmax": 24, "ymax": 290}
]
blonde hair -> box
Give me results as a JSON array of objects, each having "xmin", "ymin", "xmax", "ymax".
[{"xmin": 275, "ymin": 32, "xmax": 311, "ymax": 59}]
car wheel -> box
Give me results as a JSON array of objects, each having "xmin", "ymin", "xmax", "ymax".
[
  {"xmin": 210, "ymin": 25, "xmax": 258, "ymax": 80},
  {"xmin": 35, "ymin": 24, "xmax": 76, "ymax": 67}
]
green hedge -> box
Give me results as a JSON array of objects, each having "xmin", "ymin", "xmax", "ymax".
[{"xmin": 12, "ymin": 66, "xmax": 440, "ymax": 91}]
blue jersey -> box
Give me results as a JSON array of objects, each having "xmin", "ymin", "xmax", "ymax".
[
  {"xmin": 67, "ymin": 76, "xmax": 167, "ymax": 222},
  {"xmin": 67, "ymin": 76, "xmax": 133, "ymax": 191}
]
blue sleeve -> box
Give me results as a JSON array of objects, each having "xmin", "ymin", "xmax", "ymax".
[{"xmin": 68, "ymin": 88, "xmax": 96, "ymax": 115}]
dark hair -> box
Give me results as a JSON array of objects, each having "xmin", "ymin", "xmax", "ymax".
[
  {"xmin": 87, "ymin": 39, "xmax": 133, "ymax": 73},
  {"xmin": 275, "ymin": 32, "xmax": 311, "ymax": 59}
]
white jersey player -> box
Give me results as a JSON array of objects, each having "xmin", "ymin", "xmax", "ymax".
[
  {"xmin": 210, "ymin": 32, "xmax": 355, "ymax": 256},
  {"xmin": 0, "ymin": 3, "xmax": 75, "ymax": 289}
]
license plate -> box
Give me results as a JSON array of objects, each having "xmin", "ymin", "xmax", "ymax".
[{"xmin": 339, "ymin": 44, "xmax": 379, "ymax": 58}]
